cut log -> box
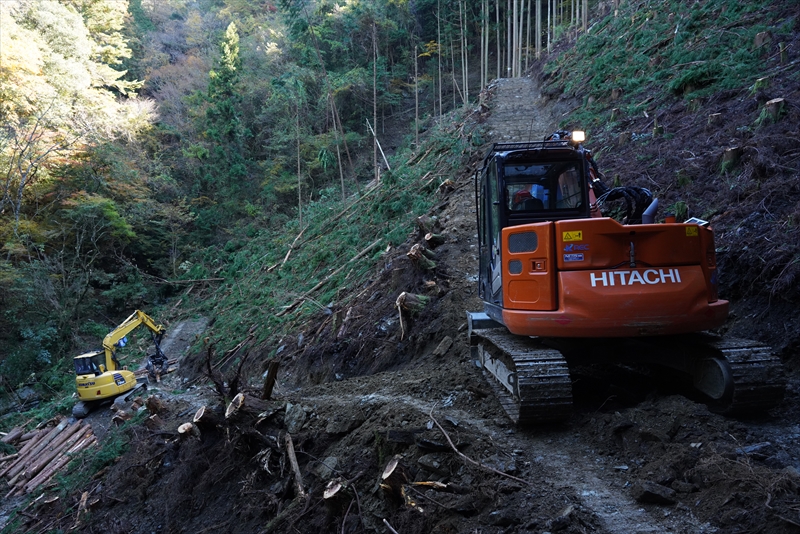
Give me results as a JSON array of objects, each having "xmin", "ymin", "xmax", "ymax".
[
  {"xmin": 0, "ymin": 453, "xmax": 19, "ymax": 462},
  {"xmin": 261, "ymin": 360, "xmax": 280, "ymax": 400},
  {"xmin": 19, "ymin": 431, "xmax": 38, "ymax": 442},
  {"xmin": 23, "ymin": 421, "xmax": 86, "ymax": 480},
  {"xmin": 406, "ymin": 244, "xmax": 436, "ymax": 270},
  {"xmin": 284, "ymin": 433, "xmax": 307, "ymax": 499},
  {"xmin": 424, "ymin": 233, "xmax": 446, "ymax": 249},
  {"xmin": 396, "ymin": 292, "xmax": 430, "ymax": 315},
  {"xmin": 5, "ymin": 420, "xmax": 69, "ymax": 480},
  {"xmin": 23, "ymin": 435, "xmax": 96, "ymax": 495},
  {"xmin": 0, "ymin": 431, "xmax": 45, "ymax": 478},
  {"xmin": 1, "ymin": 427, "xmax": 23, "ymax": 444},
  {"xmin": 225, "ymin": 393, "xmax": 273, "ymax": 420}
]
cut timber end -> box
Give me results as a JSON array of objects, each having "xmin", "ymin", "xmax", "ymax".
[
  {"xmin": 178, "ymin": 422, "xmax": 200, "ymax": 439},
  {"xmin": 226, "ymin": 393, "xmax": 245, "ymax": 419},
  {"xmin": 425, "ymin": 233, "xmax": 446, "ymax": 249}
]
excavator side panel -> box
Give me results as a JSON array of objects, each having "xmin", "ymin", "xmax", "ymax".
[
  {"xmin": 501, "ymin": 223, "xmax": 557, "ymax": 311},
  {"xmin": 76, "ymin": 370, "xmax": 136, "ymax": 401}
]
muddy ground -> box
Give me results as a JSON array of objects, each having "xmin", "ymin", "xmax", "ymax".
[{"xmin": 6, "ymin": 45, "xmax": 800, "ymax": 533}]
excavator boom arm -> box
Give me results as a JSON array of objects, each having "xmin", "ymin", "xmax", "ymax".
[{"xmin": 102, "ymin": 310, "xmax": 166, "ymax": 369}]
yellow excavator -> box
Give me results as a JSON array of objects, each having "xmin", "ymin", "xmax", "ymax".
[{"xmin": 72, "ymin": 310, "xmax": 167, "ymax": 418}]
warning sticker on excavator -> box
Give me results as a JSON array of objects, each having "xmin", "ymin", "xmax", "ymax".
[
  {"xmin": 562, "ymin": 231, "xmax": 583, "ymax": 242},
  {"xmin": 685, "ymin": 227, "xmax": 699, "ymax": 237}
]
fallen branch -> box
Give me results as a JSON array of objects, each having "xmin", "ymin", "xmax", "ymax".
[
  {"xmin": 284, "ymin": 433, "xmax": 307, "ymax": 500},
  {"xmin": 428, "ymin": 406, "xmax": 529, "ymax": 485},
  {"xmin": 281, "ymin": 228, "xmax": 306, "ymax": 267},
  {"xmin": 152, "ymin": 278, "xmax": 225, "ymax": 285}
]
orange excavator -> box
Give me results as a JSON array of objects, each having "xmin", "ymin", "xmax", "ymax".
[{"xmin": 468, "ymin": 131, "xmax": 785, "ymax": 424}]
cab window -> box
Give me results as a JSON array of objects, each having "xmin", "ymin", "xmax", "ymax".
[{"xmin": 504, "ymin": 161, "xmax": 583, "ymax": 212}]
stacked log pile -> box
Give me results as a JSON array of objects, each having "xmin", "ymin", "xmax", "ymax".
[{"xmin": 0, "ymin": 418, "xmax": 96, "ymax": 497}]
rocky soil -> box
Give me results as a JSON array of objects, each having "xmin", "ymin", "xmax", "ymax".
[{"xmin": 4, "ymin": 72, "xmax": 800, "ymax": 534}]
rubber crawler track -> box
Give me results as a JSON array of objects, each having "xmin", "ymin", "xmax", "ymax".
[{"xmin": 473, "ymin": 328, "xmax": 573, "ymax": 424}]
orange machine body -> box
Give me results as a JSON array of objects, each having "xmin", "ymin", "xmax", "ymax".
[{"xmin": 476, "ymin": 137, "xmax": 728, "ymax": 339}]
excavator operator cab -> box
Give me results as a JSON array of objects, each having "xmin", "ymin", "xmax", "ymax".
[
  {"xmin": 506, "ymin": 161, "xmax": 584, "ymax": 213},
  {"xmin": 477, "ymin": 138, "xmax": 591, "ymax": 304},
  {"xmin": 74, "ymin": 351, "xmax": 106, "ymax": 377}
]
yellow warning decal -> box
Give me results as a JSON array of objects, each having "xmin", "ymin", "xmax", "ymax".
[
  {"xmin": 562, "ymin": 231, "xmax": 583, "ymax": 242},
  {"xmin": 685, "ymin": 227, "xmax": 699, "ymax": 237}
]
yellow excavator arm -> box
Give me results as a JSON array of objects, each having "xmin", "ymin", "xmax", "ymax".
[{"xmin": 102, "ymin": 310, "xmax": 166, "ymax": 371}]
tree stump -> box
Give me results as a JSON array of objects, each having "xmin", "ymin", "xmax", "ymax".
[
  {"xmin": 765, "ymin": 98, "xmax": 785, "ymax": 122},
  {"xmin": 754, "ymin": 31, "xmax": 771, "ymax": 49},
  {"xmin": 380, "ymin": 455, "xmax": 409, "ymax": 505},
  {"xmin": 144, "ymin": 414, "xmax": 163, "ymax": 430},
  {"xmin": 396, "ymin": 292, "xmax": 430, "ymax": 314},
  {"xmin": 407, "ymin": 244, "xmax": 436, "ymax": 270},
  {"xmin": 178, "ymin": 422, "xmax": 200, "ymax": 439},
  {"xmin": 437, "ymin": 179, "xmax": 455, "ymax": 195},
  {"xmin": 424, "ymin": 233, "xmax": 446, "ymax": 249},
  {"xmin": 618, "ymin": 131, "xmax": 631, "ymax": 146},
  {"xmin": 145, "ymin": 396, "xmax": 164, "ymax": 415},
  {"xmin": 261, "ymin": 360, "xmax": 280, "ymax": 400},
  {"xmin": 722, "ymin": 147, "xmax": 742, "ymax": 169},
  {"xmin": 323, "ymin": 478, "xmax": 351, "ymax": 517},
  {"xmin": 193, "ymin": 405, "xmax": 221, "ymax": 428},
  {"xmin": 415, "ymin": 215, "xmax": 441, "ymax": 237}
]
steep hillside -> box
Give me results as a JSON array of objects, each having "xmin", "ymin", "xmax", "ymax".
[
  {"xmin": 2, "ymin": 1, "xmax": 800, "ymax": 533},
  {"xmin": 5, "ymin": 70, "xmax": 800, "ymax": 533}
]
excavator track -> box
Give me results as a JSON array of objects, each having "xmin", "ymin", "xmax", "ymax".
[
  {"xmin": 703, "ymin": 337, "xmax": 785, "ymax": 415},
  {"xmin": 472, "ymin": 328, "xmax": 573, "ymax": 424}
]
